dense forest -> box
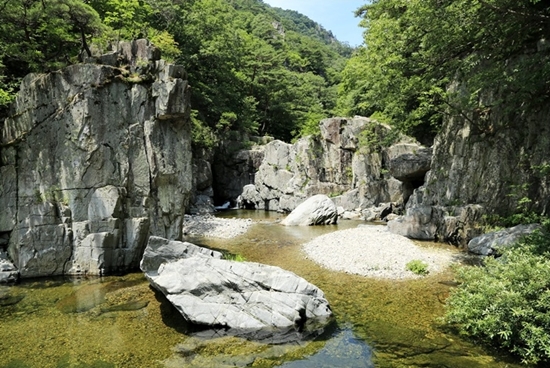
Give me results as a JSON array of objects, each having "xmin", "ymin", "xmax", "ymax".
[
  {"xmin": 2, "ymin": 0, "xmax": 550, "ymax": 147},
  {"xmin": 0, "ymin": 0, "xmax": 352, "ymax": 145},
  {"xmin": 339, "ymin": 0, "xmax": 550, "ymax": 144}
]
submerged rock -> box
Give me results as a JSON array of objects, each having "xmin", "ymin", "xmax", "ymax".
[
  {"xmin": 0, "ymin": 287, "xmax": 24, "ymax": 307},
  {"xmin": 140, "ymin": 236, "xmax": 332, "ymax": 341},
  {"xmin": 281, "ymin": 195, "xmax": 338, "ymax": 226}
]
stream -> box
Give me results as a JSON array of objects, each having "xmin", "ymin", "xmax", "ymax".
[{"xmin": 0, "ymin": 210, "xmax": 521, "ymax": 367}]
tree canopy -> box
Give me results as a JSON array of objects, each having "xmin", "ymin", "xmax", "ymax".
[
  {"xmin": 337, "ymin": 0, "xmax": 550, "ymax": 143},
  {"xmin": 0, "ymin": 0, "xmax": 352, "ymax": 144}
]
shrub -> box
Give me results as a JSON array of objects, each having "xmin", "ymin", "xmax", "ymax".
[
  {"xmin": 445, "ymin": 221, "xmax": 550, "ymax": 365},
  {"xmin": 406, "ymin": 259, "xmax": 429, "ymax": 275},
  {"xmin": 223, "ymin": 252, "xmax": 246, "ymax": 262}
]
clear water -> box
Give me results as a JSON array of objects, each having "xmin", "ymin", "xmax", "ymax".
[{"xmin": 0, "ymin": 210, "xmax": 521, "ymax": 367}]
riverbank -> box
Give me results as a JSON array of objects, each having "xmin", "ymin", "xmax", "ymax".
[
  {"xmin": 182, "ymin": 215, "xmax": 460, "ymax": 279},
  {"xmin": 182, "ymin": 214, "xmax": 253, "ymax": 239},
  {"xmin": 302, "ymin": 224, "xmax": 459, "ymax": 279}
]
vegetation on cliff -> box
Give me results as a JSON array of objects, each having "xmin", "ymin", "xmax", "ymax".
[
  {"xmin": 0, "ymin": 0, "xmax": 351, "ymax": 144},
  {"xmin": 338, "ymin": 0, "xmax": 550, "ymax": 143}
]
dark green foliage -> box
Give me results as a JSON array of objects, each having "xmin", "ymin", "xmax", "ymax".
[
  {"xmin": 446, "ymin": 220, "xmax": 550, "ymax": 365},
  {"xmin": 338, "ymin": 0, "xmax": 550, "ymax": 143},
  {"xmin": 0, "ymin": 0, "xmax": 105, "ymax": 112}
]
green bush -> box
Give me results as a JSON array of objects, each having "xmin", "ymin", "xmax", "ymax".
[
  {"xmin": 406, "ymin": 260, "xmax": 429, "ymax": 276},
  {"xmin": 445, "ymin": 222, "xmax": 550, "ymax": 365},
  {"xmin": 222, "ymin": 252, "xmax": 246, "ymax": 262}
]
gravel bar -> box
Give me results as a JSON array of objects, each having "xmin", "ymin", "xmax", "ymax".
[
  {"xmin": 182, "ymin": 215, "xmax": 253, "ymax": 239},
  {"xmin": 302, "ymin": 225, "xmax": 457, "ymax": 279}
]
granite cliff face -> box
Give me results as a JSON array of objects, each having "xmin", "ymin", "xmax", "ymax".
[
  {"xmin": 0, "ymin": 40, "xmax": 192, "ymax": 279},
  {"xmin": 389, "ymin": 105, "xmax": 550, "ymax": 245},
  {"xmin": 238, "ymin": 117, "xmax": 431, "ymax": 218}
]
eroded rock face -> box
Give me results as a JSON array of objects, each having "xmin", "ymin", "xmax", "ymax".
[
  {"xmin": 281, "ymin": 195, "xmax": 338, "ymax": 226},
  {"xmin": 238, "ymin": 117, "xmax": 430, "ymax": 216},
  {"xmin": 140, "ymin": 236, "xmax": 332, "ymax": 341},
  {"xmin": 389, "ymin": 100, "xmax": 550, "ymax": 246},
  {"xmin": 0, "ymin": 39, "xmax": 192, "ymax": 278}
]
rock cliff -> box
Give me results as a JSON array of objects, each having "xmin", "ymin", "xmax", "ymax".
[
  {"xmin": 0, "ymin": 40, "xmax": 192, "ymax": 278},
  {"xmin": 389, "ymin": 105, "xmax": 550, "ymax": 245},
  {"xmin": 238, "ymin": 117, "xmax": 431, "ymax": 218}
]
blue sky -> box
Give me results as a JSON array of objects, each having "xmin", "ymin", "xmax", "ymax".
[{"xmin": 262, "ymin": 0, "xmax": 367, "ymax": 46}]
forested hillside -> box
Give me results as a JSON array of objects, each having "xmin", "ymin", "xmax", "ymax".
[
  {"xmin": 0, "ymin": 0, "xmax": 352, "ymax": 144},
  {"xmin": 338, "ymin": 0, "xmax": 550, "ymax": 144}
]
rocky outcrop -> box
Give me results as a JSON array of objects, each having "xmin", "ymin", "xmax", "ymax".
[
  {"xmin": 212, "ymin": 134, "xmax": 267, "ymax": 206},
  {"xmin": 389, "ymin": 99, "xmax": 550, "ymax": 245},
  {"xmin": 0, "ymin": 251, "xmax": 17, "ymax": 283},
  {"xmin": 141, "ymin": 236, "xmax": 332, "ymax": 341},
  {"xmin": 189, "ymin": 147, "xmax": 215, "ymax": 215},
  {"xmin": 0, "ymin": 39, "xmax": 192, "ymax": 278},
  {"xmin": 281, "ymin": 195, "xmax": 338, "ymax": 226},
  {"xmin": 467, "ymin": 224, "xmax": 541, "ymax": 256},
  {"xmin": 238, "ymin": 117, "xmax": 430, "ymax": 217}
]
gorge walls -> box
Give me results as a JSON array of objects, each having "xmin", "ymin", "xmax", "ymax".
[
  {"xmin": 0, "ymin": 40, "xmax": 192, "ymax": 278},
  {"xmin": 389, "ymin": 104, "xmax": 550, "ymax": 245},
  {"xmin": 238, "ymin": 117, "xmax": 432, "ymax": 219}
]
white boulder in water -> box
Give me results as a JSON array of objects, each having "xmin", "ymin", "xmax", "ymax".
[
  {"xmin": 281, "ymin": 194, "xmax": 338, "ymax": 226},
  {"xmin": 140, "ymin": 236, "xmax": 332, "ymax": 341}
]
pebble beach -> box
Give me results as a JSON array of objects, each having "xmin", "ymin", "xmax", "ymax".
[{"xmin": 183, "ymin": 215, "xmax": 459, "ymax": 279}]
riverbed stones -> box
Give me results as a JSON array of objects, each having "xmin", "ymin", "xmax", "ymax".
[
  {"xmin": 281, "ymin": 195, "xmax": 338, "ymax": 226},
  {"xmin": 140, "ymin": 236, "xmax": 332, "ymax": 339}
]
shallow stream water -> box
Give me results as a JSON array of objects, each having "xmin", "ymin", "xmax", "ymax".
[{"xmin": 0, "ymin": 211, "xmax": 522, "ymax": 367}]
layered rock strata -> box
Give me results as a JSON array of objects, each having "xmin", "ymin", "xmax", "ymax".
[{"xmin": 0, "ymin": 39, "xmax": 192, "ymax": 278}]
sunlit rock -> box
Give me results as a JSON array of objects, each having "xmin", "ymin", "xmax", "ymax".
[{"xmin": 140, "ymin": 236, "xmax": 332, "ymax": 341}]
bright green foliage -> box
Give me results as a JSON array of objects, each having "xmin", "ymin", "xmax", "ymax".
[
  {"xmin": 405, "ymin": 260, "xmax": 429, "ymax": 275},
  {"xmin": 446, "ymin": 221, "xmax": 550, "ymax": 364},
  {"xmin": 339, "ymin": 0, "xmax": 550, "ymax": 142},
  {"xmin": 223, "ymin": 252, "xmax": 247, "ymax": 262}
]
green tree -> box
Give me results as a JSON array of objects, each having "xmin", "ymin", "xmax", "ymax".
[
  {"xmin": 338, "ymin": 0, "xmax": 550, "ymax": 142},
  {"xmin": 0, "ymin": 0, "xmax": 105, "ymax": 109}
]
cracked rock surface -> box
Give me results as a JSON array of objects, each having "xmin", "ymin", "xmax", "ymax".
[
  {"xmin": 0, "ymin": 39, "xmax": 192, "ymax": 279},
  {"xmin": 141, "ymin": 236, "xmax": 332, "ymax": 342}
]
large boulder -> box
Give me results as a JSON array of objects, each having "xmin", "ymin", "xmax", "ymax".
[
  {"xmin": 468, "ymin": 223, "xmax": 541, "ymax": 256},
  {"xmin": 0, "ymin": 39, "xmax": 193, "ymax": 278},
  {"xmin": 281, "ymin": 195, "xmax": 338, "ymax": 226},
  {"xmin": 140, "ymin": 236, "xmax": 332, "ymax": 341},
  {"xmin": 388, "ymin": 204, "xmax": 485, "ymax": 245}
]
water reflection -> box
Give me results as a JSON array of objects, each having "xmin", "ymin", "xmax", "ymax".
[{"xmin": 278, "ymin": 328, "xmax": 374, "ymax": 368}]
